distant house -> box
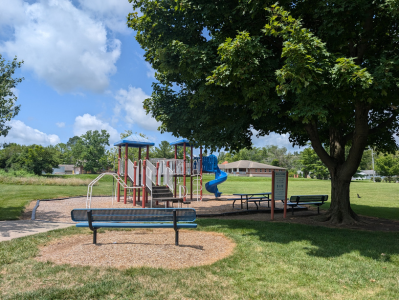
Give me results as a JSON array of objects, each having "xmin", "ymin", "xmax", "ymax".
[
  {"xmin": 52, "ymin": 165, "xmax": 83, "ymax": 175},
  {"xmin": 352, "ymin": 170, "xmax": 378, "ymax": 180},
  {"xmin": 218, "ymin": 160, "xmax": 285, "ymax": 177}
]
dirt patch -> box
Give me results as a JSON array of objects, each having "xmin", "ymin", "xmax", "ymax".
[{"xmin": 35, "ymin": 229, "xmax": 235, "ymax": 269}]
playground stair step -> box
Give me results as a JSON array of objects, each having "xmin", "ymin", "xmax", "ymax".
[{"xmin": 152, "ymin": 186, "xmax": 174, "ymax": 199}]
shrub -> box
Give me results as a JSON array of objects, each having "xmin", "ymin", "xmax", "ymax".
[{"xmin": 375, "ymin": 177, "xmax": 382, "ymax": 182}]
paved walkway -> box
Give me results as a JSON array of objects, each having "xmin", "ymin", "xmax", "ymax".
[{"xmin": 0, "ymin": 220, "xmax": 74, "ymax": 242}]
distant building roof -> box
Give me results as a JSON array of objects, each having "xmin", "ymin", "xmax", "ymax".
[
  {"xmin": 218, "ymin": 160, "xmax": 286, "ymax": 169},
  {"xmin": 114, "ymin": 134, "xmax": 155, "ymax": 148},
  {"xmin": 221, "ymin": 161, "xmax": 229, "ymax": 165},
  {"xmin": 359, "ymin": 170, "xmax": 376, "ymax": 175},
  {"xmin": 59, "ymin": 164, "xmax": 75, "ymax": 171}
]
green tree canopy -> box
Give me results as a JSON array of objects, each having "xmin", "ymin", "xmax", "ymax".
[
  {"xmin": 129, "ymin": 0, "xmax": 399, "ymax": 223},
  {"xmin": 22, "ymin": 145, "xmax": 60, "ymax": 175},
  {"xmin": 375, "ymin": 152, "xmax": 399, "ymax": 182},
  {"xmin": 153, "ymin": 141, "xmax": 175, "ymax": 159},
  {"xmin": 78, "ymin": 130, "xmax": 110, "ymax": 173},
  {"xmin": 0, "ymin": 55, "xmax": 24, "ymax": 137},
  {"xmin": 301, "ymin": 147, "xmax": 330, "ymax": 179}
]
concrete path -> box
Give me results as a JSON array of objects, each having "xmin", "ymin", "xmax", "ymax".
[{"xmin": 0, "ymin": 220, "xmax": 74, "ymax": 242}]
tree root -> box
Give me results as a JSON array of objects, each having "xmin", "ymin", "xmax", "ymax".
[{"xmin": 316, "ymin": 210, "xmax": 366, "ymax": 225}]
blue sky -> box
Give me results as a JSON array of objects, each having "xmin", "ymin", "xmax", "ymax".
[{"xmin": 0, "ymin": 0, "xmax": 304, "ymax": 154}]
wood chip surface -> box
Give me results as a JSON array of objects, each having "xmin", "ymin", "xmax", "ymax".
[{"xmin": 35, "ymin": 229, "xmax": 235, "ymax": 269}]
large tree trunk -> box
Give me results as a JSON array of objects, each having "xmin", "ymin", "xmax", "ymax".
[
  {"xmin": 322, "ymin": 166, "xmax": 360, "ymax": 224},
  {"xmin": 305, "ymin": 103, "xmax": 369, "ymax": 224}
]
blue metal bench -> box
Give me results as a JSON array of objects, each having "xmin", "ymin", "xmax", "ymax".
[
  {"xmin": 286, "ymin": 195, "xmax": 328, "ymax": 215},
  {"xmin": 71, "ymin": 208, "xmax": 197, "ymax": 246}
]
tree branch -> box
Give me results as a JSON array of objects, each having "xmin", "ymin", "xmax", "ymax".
[
  {"xmin": 304, "ymin": 122, "xmax": 335, "ymax": 170},
  {"xmin": 344, "ymin": 103, "xmax": 370, "ymax": 177}
]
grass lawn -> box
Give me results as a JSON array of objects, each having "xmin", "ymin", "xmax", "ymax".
[
  {"xmin": 0, "ymin": 219, "xmax": 398, "ymax": 299},
  {"xmin": 0, "ymin": 175, "xmax": 114, "ymax": 220},
  {"xmin": 0, "ymin": 174, "xmax": 398, "ymax": 220},
  {"xmin": 203, "ymin": 175, "xmax": 399, "ymax": 220}
]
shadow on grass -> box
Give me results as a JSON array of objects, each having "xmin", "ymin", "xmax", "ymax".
[
  {"xmin": 0, "ymin": 205, "xmax": 26, "ymax": 220},
  {"xmin": 320, "ymin": 202, "xmax": 399, "ymax": 220},
  {"xmin": 197, "ymin": 219, "xmax": 399, "ymax": 261},
  {"xmin": 350, "ymin": 203, "xmax": 399, "ymax": 220}
]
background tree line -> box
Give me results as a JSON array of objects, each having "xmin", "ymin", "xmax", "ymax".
[{"xmin": 0, "ymin": 129, "xmax": 397, "ymax": 181}]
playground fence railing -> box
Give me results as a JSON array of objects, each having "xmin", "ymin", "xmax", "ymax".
[
  {"xmin": 127, "ymin": 159, "xmax": 134, "ymax": 182},
  {"xmin": 146, "ymin": 166, "xmax": 153, "ymax": 207},
  {"xmin": 165, "ymin": 167, "xmax": 174, "ymax": 193},
  {"xmin": 146, "ymin": 160, "xmax": 157, "ymax": 186},
  {"xmin": 136, "ymin": 160, "xmax": 141, "ymax": 186}
]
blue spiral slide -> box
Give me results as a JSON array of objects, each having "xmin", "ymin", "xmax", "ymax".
[{"xmin": 202, "ymin": 154, "xmax": 227, "ymax": 198}]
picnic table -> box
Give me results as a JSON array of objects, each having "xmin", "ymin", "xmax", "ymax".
[{"xmin": 229, "ymin": 193, "xmax": 272, "ymax": 210}]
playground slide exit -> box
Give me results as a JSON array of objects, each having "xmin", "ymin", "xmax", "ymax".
[{"xmin": 202, "ymin": 154, "xmax": 227, "ymax": 198}]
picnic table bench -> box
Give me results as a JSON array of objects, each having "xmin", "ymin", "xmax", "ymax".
[
  {"xmin": 228, "ymin": 193, "xmax": 271, "ymax": 210},
  {"xmin": 71, "ymin": 208, "xmax": 197, "ymax": 245},
  {"xmin": 286, "ymin": 195, "xmax": 328, "ymax": 215}
]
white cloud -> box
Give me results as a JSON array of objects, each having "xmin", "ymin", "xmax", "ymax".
[
  {"xmin": 73, "ymin": 113, "xmax": 119, "ymax": 143},
  {"xmin": 0, "ymin": 0, "xmax": 26, "ymax": 27},
  {"xmin": 145, "ymin": 62, "xmax": 155, "ymax": 78},
  {"xmin": 0, "ymin": 0, "xmax": 121, "ymax": 93},
  {"xmin": 114, "ymin": 86, "xmax": 160, "ymax": 131},
  {"xmin": 56, "ymin": 122, "xmax": 65, "ymax": 128},
  {"xmin": 78, "ymin": 0, "xmax": 133, "ymax": 34},
  {"xmin": 0, "ymin": 120, "xmax": 60, "ymax": 146},
  {"xmin": 251, "ymin": 130, "xmax": 306, "ymax": 153}
]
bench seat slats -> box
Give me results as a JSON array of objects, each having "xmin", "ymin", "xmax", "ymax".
[
  {"xmin": 71, "ymin": 208, "xmax": 196, "ymax": 222},
  {"xmin": 287, "ymin": 202, "xmax": 324, "ymax": 206},
  {"xmin": 287, "ymin": 195, "xmax": 328, "ymax": 215},
  {"xmin": 76, "ymin": 222, "xmax": 197, "ymax": 229}
]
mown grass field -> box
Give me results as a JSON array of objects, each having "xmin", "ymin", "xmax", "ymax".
[
  {"xmin": 0, "ymin": 174, "xmax": 398, "ymax": 299},
  {"xmin": 0, "ymin": 219, "xmax": 398, "ymax": 299},
  {"xmin": 0, "ymin": 174, "xmax": 398, "ymax": 220}
]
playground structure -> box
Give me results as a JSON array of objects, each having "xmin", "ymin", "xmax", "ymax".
[{"xmin": 86, "ymin": 135, "xmax": 227, "ymax": 208}]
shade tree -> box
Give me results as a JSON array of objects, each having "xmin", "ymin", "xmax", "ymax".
[{"xmin": 129, "ymin": 0, "xmax": 399, "ymax": 224}]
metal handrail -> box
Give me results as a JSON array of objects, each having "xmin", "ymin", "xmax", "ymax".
[{"xmin": 86, "ymin": 172, "xmax": 140, "ymax": 208}]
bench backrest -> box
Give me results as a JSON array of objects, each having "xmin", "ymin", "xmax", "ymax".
[
  {"xmin": 71, "ymin": 208, "xmax": 196, "ymax": 222},
  {"xmin": 289, "ymin": 195, "xmax": 328, "ymax": 204}
]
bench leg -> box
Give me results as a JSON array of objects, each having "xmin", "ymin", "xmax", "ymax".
[
  {"xmin": 173, "ymin": 210, "xmax": 179, "ymax": 246},
  {"xmin": 93, "ymin": 229, "xmax": 97, "ymax": 244},
  {"xmin": 318, "ymin": 206, "xmax": 320, "ymax": 214},
  {"xmin": 292, "ymin": 206, "xmax": 294, "ymax": 215}
]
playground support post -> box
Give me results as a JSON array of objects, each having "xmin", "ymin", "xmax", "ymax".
[
  {"xmin": 200, "ymin": 146, "xmax": 203, "ymax": 201},
  {"xmin": 156, "ymin": 162, "xmax": 159, "ymax": 205},
  {"xmin": 117, "ymin": 146, "xmax": 121, "ymax": 202},
  {"xmin": 138, "ymin": 147, "xmax": 141, "ymax": 204},
  {"xmin": 146, "ymin": 146, "xmax": 149, "ymax": 203},
  {"xmin": 142, "ymin": 160, "xmax": 146, "ymax": 208},
  {"xmin": 174, "ymin": 145, "xmax": 177, "ymax": 198},
  {"xmin": 133, "ymin": 161, "xmax": 137, "ymax": 206},
  {"xmin": 183, "ymin": 142, "xmax": 186, "ymax": 202},
  {"xmin": 190, "ymin": 145, "xmax": 193, "ymax": 200},
  {"xmin": 166, "ymin": 161, "xmax": 170, "ymax": 208},
  {"xmin": 124, "ymin": 144, "xmax": 128, "ymax": 204}
]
